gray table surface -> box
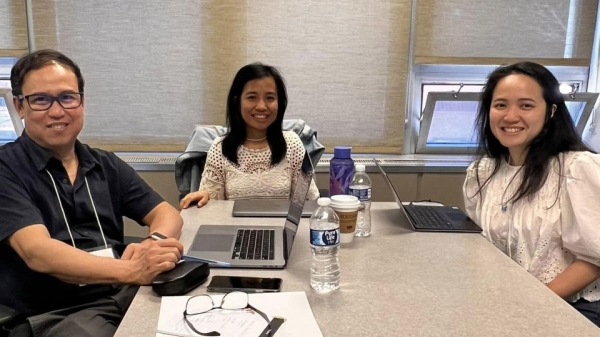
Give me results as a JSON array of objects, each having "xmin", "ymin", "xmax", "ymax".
[{"xmin": 115, "ymin": 202, "xmax": 600, "ymax": 337}]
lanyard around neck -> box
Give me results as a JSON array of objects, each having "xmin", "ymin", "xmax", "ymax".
[{"xmin": 45, "ymin": 169, "xmax": 108, "ymax": 249}]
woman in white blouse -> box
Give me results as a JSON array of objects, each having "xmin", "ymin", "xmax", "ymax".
[
  {"xmin": 463, "ymin": 61, "xmax": 600, "ymax": 326},
  {"xmin": 180, "ymin": 63, "xmax": 319, "ymax": 209}
]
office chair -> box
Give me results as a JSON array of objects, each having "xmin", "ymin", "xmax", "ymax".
[
  {"xmin": 174, "ymin": 119, "xmax": 325, "ymax": 200},
  {"xmin": 0, "ymin": 303, "xmax": 18, "ymax": 336},
  {"xmin": 174, "ymin": 125, "xmax": 226, "ymax": 201}
]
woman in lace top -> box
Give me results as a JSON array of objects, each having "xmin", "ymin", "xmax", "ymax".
[
  {"xmin": 463, "ymin": 62, "xmax": 600, "ymax": 326},
  {"xmin": 180, "ymin": 63, "xmax": 319, "ymax": 209}
]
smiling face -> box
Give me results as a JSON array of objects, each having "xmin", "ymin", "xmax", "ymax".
[
  {"xmin": 240, "ymin": 76, "xmax": 278, "ymax": 138},
  {"xmin": 489, "ymin": 74, "xmax": 554, "ymax": 165},
  {"xmin": 14, "ymin": 62, "xmax": 84, "ymax": 155}
]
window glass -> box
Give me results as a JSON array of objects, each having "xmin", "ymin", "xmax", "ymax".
[
  {"xmin": 426, "ymin": 99, "xmax": 479, "ymax": 147},
  {"xmin": 566, "ymin": 101, "xmax": 586, "ymax": 124},
  {"xmin": 421, "ymin": 85, "xmax": 483, "ymax": 149},
  {"xmin": 0, "ymin": 58, "xmax": 22, "ymax": 145},
  {"xmin": 0, "ymin": 95, "xmax": 18, "ymax": 144},
  {"xmin": 418, "ymin": 88, "xmax": 597, "ymax": 153}
]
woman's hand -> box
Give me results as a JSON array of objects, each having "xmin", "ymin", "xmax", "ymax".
[{"xmin": 179, "ymin": 190, "xmax": 210, "ymax": 209}]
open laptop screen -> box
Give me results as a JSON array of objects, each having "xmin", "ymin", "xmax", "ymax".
[
  {"xmin": 374, "ymin": 161, "xmax": 403, "ymax": 207},
  {"xmin": 283, "ymin": 152, "xmax": 314, "ymax": 260}
]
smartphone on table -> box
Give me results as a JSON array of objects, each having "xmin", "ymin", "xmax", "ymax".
[{"xmin": 207, "ymin": 276, "xmax": 282, "ymax": 293}]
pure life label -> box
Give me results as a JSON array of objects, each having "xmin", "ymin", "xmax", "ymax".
[{"xmin": 310, "ymin": 229, "xmax": 340, "ymax": 246}]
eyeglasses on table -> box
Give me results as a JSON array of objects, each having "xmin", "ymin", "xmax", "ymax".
[{"xmin": 183, "ymin": 291, "xmax": 271, "ymax": 336}]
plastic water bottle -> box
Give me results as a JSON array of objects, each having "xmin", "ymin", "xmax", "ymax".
[
  {"xmin": 329, "ymin": 146, "xmax": 354, "ymax": 196},
  {"xmin": 310, "ymin": 197, "xmax": 341, "ymax": 293},
  {"xmin": 349, "ymin": 164, "xmax": 372, "ymax": 237}
]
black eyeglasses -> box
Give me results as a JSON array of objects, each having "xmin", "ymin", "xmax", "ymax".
[
  {"xmin": 18, "ymin": 92, "xmax": 84, "ymax": 111},
  {"xmin": 183, "ymin": 291, "xmax": 270, "ymax": 336}
]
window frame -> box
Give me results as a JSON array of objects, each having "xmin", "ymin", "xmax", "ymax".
[
  {"xmin": 0, "ymin": 58, "xmax": 23, "ymax": 144},
  {"xmin": 406, "ymin": 64, "xmax": 591, "ymax": 154},
  {"xmin": 416, "ymin": 91, "xmax": 599, "ymax": 154},
  {"xmin": 416, "ymin": 91, "xmax": 481, "ymax": 154},
  {"xmin": 565, "ymin": 92, "xmax": 599, "ymax": 135},
  {"xmin": 0, "ymin": 88, "xmax": 24, "ymax": 144}
]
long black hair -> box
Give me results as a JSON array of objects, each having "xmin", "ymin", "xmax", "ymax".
[
  {"xmin": 221, "ymin": 63, "xmax": 288, "ymax": 165},
  {"xmin": 471, "ymin": 61, "xmax": 592, "ymax": 204}
]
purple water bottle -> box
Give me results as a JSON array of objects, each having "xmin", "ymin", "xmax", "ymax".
[{"xmin": 329, "ymin": 147, "xmax": 355, "ymax": 196}]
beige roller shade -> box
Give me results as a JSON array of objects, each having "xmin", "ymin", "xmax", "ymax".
[
  {"xmin": 0, "ymin": 0, "xmax": 28, "ymax": 57},
  {"xmin": 415, "ymin": 0, "xmax": 598, "ymax": 65},
  {"xmin": 28, "ymin": 0, "xmax": 410, "ymax": 153}
]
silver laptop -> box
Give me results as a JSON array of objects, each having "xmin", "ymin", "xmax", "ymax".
[
  {"xmin": 232, "ymin": 198, "xmax": 318, "ymax": 218},
  {"xmin": 375, "ymin": 161, "xmax": 482, "ymax": 233},
  {"xmin": 187, "ymin": 152, "xmax": 314, "ymax": 268}
]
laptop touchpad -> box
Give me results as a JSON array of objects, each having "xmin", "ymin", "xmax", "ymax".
[{"xmin": 191, "ymin": 234, "xmax": 234, "ymax": 252}]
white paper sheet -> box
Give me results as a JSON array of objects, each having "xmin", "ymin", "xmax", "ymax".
[{"xmin": 156, "ymin": 292, "xmax": 323, "ymax": 337}]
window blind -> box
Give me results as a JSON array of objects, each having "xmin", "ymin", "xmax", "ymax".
[
  {"xmin": 0, "ymin": 0, "xmax": 28, "ymax": 57},
  {"xmin": 31, "ymin": 0, "xmax": 411, "ymax": 153},
  {"xmin": 415, "ymin": 0, "xmax": 598, "ymax": 65}
]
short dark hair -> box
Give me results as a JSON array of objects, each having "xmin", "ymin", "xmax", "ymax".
[
  {"xmin": 471, "ymin": 61, "xmax": 592, "ymax": 204},
  {"xmin": 222, "ymin": 63, "xmax": 288, "ymax": 165},
  {"xmin": 11, "ymin": 49, "xmax": 85, "ymax": 97}
]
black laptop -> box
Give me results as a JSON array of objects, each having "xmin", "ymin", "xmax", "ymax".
[{"xmin": 375, "ymin": 161, "xmax": 482, "ymax": 233}]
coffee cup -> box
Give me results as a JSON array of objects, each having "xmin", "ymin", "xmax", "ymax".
[{"xmin": 330, "ymin": 195, "xmax": 361, "ymax": 243}]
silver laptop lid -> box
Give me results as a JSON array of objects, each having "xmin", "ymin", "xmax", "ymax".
[
  {"xmin": 374, "ymin": 161, "xmax": 416, "ymax": 228},
  {"xmin": 374, "ymin": 161, "xmax": 403, "ymax": 206},
  {"xmin": 283, "ymin": 152, "xmax": 314, "ymax": 261}
]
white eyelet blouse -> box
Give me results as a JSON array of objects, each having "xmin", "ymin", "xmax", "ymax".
[
  {"xmin": 463, "ymin": 151, "xmax": 600, "ymax": 302},
  {"xmin": 199, "ymin": 131, "xmax": 319, "ymax": 201}
]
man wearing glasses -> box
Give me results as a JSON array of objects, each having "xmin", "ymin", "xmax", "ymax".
[{"xmin": 0, "ymin": 49, "xmax": 184, "ymax": 337}]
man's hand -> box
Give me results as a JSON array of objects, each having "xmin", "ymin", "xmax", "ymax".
[
  {"xmin": 120, "ymin": 238, "xmax": 184, "ymax": 285},
  {"xmin": 179, "ymin": 190, "xmax": 210, "ymax": 209},
  {"xmin": 8, "ymin": 224, "xmax": 183, "ymax": 285}
]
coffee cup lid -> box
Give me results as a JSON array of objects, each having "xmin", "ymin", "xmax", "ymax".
[{"xmin": 330, "ymin": 195, "xmax": 360, "ymax": 210}]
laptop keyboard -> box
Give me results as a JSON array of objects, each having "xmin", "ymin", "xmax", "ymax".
[
  {"xmin": 232, "ymin": 229, "xmax": 275, "ymax": 260},
  {"xmin": 404, "ymin": 206, "xmax": 453, "ymax": 229}
]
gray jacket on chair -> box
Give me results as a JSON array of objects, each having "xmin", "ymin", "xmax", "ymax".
[{"xmin": 174, "ymin": 119, "xmax": 325, "ymax": 200}]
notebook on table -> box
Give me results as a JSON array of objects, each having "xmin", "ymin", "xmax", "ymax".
[
  {"xmin": 186, "ymin": 152, "xmax": 314, "ymax": 268},
  {"xmin": 375, "ymin": 161, "xmax": 482, "ymax": 233}
]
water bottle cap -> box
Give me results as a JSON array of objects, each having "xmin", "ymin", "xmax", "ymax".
[
  {"xmin": 355, "ymin": 164, "xmax": 365, "ymax": 172},
  {"xmin": 333, "ymin": 146, "xmax": 352, "ymax": 159},
  {"xmin": 317, "ymin": 197, "xmax": 331, "ymax": 206}
]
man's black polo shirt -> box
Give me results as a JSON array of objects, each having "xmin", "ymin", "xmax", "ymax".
[{"xmin": 0, "ymin": 132, "xmax": 163, "ymax": 316}]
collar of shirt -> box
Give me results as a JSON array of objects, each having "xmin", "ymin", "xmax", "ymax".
[{"xmin": 17, "ymin": 131, "xmax": 100, "ymax": 173}]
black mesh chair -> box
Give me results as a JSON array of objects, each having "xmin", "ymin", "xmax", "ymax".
[{"xmin": 0, "ymin": 304, "xmax": 18, "ymax": 336}]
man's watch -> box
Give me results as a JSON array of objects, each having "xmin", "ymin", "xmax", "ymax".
[{"xmin": 146, "ymin": 232, "xmax": 167, "ymax": 241}]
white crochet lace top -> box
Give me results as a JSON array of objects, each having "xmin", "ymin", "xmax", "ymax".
[
  {"xmin": 199, "ymin": 131, "xmax": 319, "ymax": 201},
  {"xmin": 463, "ymin": 151, "xmax": 600, "ymax": 302}
]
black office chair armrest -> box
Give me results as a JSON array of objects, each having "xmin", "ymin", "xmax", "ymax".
[
  {"xmin": 0, "ymin": 303, "xmax": 18, "ymax": 327},
  {"xmin": 318, "ymin": 188, "xmax": 329, "ymax": 198},
  {"xmin": 123, "ymin": 236, "xmax": 144, "ymax": 245},
  {"xmin": 112, "ymin": 236, "xmax": 145, "ymax": 257}
]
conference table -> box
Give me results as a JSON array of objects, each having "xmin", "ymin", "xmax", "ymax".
[{"xmin": 115, "ymin": 201, "xmax": 600, "ymax": 336}]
